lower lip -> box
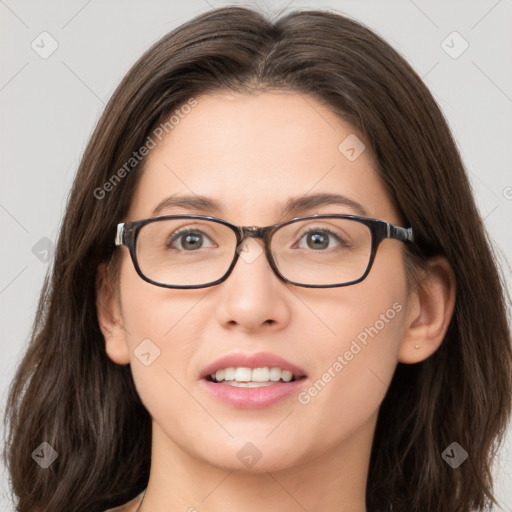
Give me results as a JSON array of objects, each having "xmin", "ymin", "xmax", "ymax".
[{"xmin": 201, "ymin": 378, "xmax": 307, "ymax": 409}]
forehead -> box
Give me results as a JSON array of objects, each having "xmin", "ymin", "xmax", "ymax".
[{"xmin": 127, "ymin": 91, "xmax": 399, "ymax": 224}]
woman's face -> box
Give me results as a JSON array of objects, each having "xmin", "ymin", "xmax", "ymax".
[{"xmin": 107, "ymin": 90, "xmax": 412, "ymax": 473}]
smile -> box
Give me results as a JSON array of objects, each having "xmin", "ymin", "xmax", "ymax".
[{"xmin": 207, "ymin": 366, "xmax": 298, "ymax": 386}]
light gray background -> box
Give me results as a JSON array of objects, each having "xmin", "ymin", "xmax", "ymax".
[{"xmin": 1, "ymin": 1, "xmax": 511, "ymax": 511}]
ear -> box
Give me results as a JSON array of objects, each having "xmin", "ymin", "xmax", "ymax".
[
  {"xmin": 96, "ymin": 261, "xmax": 131, "ymax": 365},
  {"xmin": 398, "ymin": 256, "xmax": 456, "ymax": 364}
]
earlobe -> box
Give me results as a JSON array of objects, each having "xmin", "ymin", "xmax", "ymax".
[
  {"xmin": 398, "ymin": 257, "xmax": 456, "ymax": 364},
  {"xmin": 95, "ymin": 261, "xmax": 131, "ymax": 365}
]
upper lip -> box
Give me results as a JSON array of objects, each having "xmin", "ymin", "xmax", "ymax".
[{"xmin": 200, "ymin": 351, "xmax": 307, "ymax": 379}]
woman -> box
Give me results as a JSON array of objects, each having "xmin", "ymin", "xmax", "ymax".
[{"xmin": 3, "ymin": 6, "xmax": 511, "ymax": 512}]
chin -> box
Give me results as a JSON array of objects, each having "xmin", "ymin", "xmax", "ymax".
[{"xmin": 196, "ymin": 438, "xmax": 306, "ymax": 474}]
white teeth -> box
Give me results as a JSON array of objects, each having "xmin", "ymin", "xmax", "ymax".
[
  {"xmin": 224, "ymin": 367, "xmax": 236, "ymax": 380},
  {"xmin": 235, "ymin": 367, "xmax": 252, "ymax": 382},
  {"xmin": 281, "ymin": 370, "xmax": 293, "ymax": 382},
  {"xmin": 269, "ymin": 367, "xmax": 281, "ymax": 381},
  {"xmin": 209, "ymin": 366, "xmax": 297, "ymax": 384},
  {"xmin": 224, "ymin": 381, "xmax": 275, "ymax": 387},
  {"xmin": 252, "ymin": 367, "xmax": 270, "ymax": 382}
]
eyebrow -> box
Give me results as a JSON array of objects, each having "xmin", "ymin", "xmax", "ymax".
[{"xmin": 151, "ymin": 192, "xmax": 368, "ymax": 218}]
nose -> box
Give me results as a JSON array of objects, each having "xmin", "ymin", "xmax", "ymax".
[{"xmin": 214, "ymin": 236, "xmax": 291, "ymax": 331}]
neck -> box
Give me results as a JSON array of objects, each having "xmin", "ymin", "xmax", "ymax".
[{"xmin": 138, "ymin": 416, "xmax": 375, "ymax": 512}]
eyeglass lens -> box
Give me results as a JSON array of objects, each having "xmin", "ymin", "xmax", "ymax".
[{"xmin": 135, "ymin": 217, "xmax": 372, "ymax": 287}]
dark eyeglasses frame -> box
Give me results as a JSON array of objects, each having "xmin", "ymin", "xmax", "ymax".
[{"xmin": 114, "ymin": 214, "xmax": 414, "ymax": 289}]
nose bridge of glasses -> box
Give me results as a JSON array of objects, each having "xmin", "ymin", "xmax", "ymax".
[
  {"xmin": 239, "ymin": 225, "xmax": 270, "ymax": 242},
  {"xmin": 235, "ymin": 225, "xmax": 274, "ymax": 257}
]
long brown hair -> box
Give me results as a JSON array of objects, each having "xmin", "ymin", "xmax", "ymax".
[{"xmin": 3, "ymin": 6, "xmax": 511, "ymax": 512}]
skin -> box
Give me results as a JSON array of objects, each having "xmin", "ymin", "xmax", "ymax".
[{"xmin": 96, "ymin": 90, "xmax": 455, "ymax": 512}]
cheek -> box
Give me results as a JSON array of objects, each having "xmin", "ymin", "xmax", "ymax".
[
  {"xmin": 118, "ymin": 252, "xmax": 203, "ymax": 345},
  {"xmin": 296, "ymin": 252, "xmax": 407, "ymax": 440},
  {"xmin": 301, "ymin": 300, "xmax": 405, "ymax": 406},
  {"xmin": 117, "ymin": 260, "xmax": 202, "ymax": 401}
]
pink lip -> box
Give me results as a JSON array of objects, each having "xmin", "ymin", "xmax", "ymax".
[
  {"xmin": 200, "ymin": 378, "xmax": 308, "ymax": 409},
  {"xmin": 199, "ymin": 351, "xmax": 308, "ymax": 409},
  {"xmin": 199, "ymin": 351, "xmax": 307, "ymax": 380}
]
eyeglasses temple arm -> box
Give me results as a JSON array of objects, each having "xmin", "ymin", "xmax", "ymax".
[
  {"xmin": 388, "ymin": 224, "xmax": 414, "ymax": 243},
  {"xmin": 115, "ymin": 223, "xmax": 125, "ymax": 246}
]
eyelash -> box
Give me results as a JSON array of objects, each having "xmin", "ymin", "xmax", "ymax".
[{"xmin": 295, "ymin": 227, "xmax": 349, "ymax": 249}]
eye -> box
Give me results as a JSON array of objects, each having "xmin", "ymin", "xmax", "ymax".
[
  {"xmin": 167, "ymin": 228, "xmax": 216, "ymax": 251},
  {"xmin": 295, "ymin": 228, "xmax": 350, "ymax": 251}
]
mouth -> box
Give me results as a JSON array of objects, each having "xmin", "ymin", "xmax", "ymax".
[
  {"xmin": 199, "ymin": 352, "xmax": 308, "ymax": 408},
  {"xmin": 205, "ymin": 366, "xmax": 305, "ymax": 386}
]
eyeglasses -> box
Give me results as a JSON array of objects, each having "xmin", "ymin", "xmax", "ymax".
[{"xmin": 114, "ymin": 214, "xmax": 414, "ymax": 289}]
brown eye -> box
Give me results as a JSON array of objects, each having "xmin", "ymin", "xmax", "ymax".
[{"xmin": 168, "ymin": 229, "xmax": 214, "ymax": 251}]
